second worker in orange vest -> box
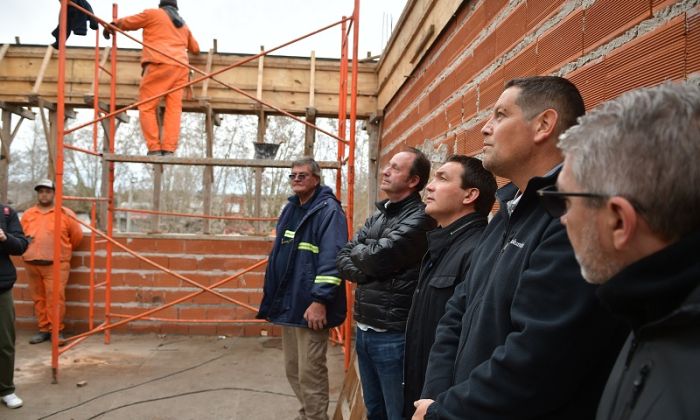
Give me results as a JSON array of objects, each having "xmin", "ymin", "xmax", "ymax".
[
  {"xmin": 21, "ymin": 179, "xmax": 83, "ymax": 345},
  {"xmin": 107, "ymin": 0, "xmax": 200, "ymax": 156}
]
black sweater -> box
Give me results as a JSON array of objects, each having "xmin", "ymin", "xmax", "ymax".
[
  {"xmin": 403, "ymin": 212, "xmax": 487, "ymax": 417},
  {"xmin": 596, "ymin": 230, "xmax": 700, "ymax": 420}
]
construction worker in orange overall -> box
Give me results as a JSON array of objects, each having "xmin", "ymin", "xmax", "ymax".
[
  {"xmin": 105, "ymin": 0, "xmax": 200, "ymax": 156},
  {"xmin": 21, "ymin": 179, "xmax": 83, "ymax": 344}
]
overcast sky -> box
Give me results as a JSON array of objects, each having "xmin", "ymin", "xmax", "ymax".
[{"xmin": 0, "ymin": 0, "xmax": 407, "ymax": 58}]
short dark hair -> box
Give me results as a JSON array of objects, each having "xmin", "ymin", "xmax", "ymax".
[
  {"xmin": 291, "ymin": 157, "xmax": 321, "ymax": 178},
  {"xmin": 406, "ymin": 147, "xmax": 431, "ymax": 192},
  {"xmin": 446, "ymin": 155, "xmax": 497, "ymax": 216},
  {"xmin": 505, "ymin": 76, "xmax": 585, "ymax": 135}
]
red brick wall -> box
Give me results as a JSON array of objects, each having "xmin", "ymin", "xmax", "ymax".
[
  {"xmin": 12, "ymin": 235, "xmax": 279, "ymax": 337},
  {"xmin": 379, "ymin": 0, "xmax": 700, "ymax": 169}
]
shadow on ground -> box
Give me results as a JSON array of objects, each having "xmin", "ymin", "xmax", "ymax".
[{"xmin": 4, "ymin": 331, "xmax": 345, "ymax": 419}]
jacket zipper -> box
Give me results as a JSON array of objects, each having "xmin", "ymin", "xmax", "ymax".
[
  {"xmin": 605, "ymin": 336, "xmax": 638, "ymax": 420},
  {"xmin": 621, "ymin": 362, "xmax": 651, "ymax": 420}
]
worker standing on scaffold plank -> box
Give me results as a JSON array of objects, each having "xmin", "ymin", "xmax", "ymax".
[{"xmin": 104, "ymin": 0, "xmax": 200, "ymax": 156}]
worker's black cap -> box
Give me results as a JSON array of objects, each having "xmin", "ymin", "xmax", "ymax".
[{"xmin": 159, "ymin": 0, "xmax": 178, "ymax": 9}]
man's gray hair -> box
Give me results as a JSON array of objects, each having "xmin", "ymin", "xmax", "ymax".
[
  {"xmin": 558, "ymin": 81, "xmax": 700, "ymax": 241},
  {"xmin": 291, "ymin": 157, "xmax": 321, "ymax": 178}
]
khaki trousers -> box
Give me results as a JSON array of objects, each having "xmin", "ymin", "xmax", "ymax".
[
  {"xmin": 25, "ymin": 262, "xmax": 70, "ymax": 332},
  {"xmin": 282, "ymin": 326, "xmax": 330, "ymax": 420}
]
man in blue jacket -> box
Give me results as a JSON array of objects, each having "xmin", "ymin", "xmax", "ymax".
[
  {"xmin": 257, "ymin": 157, "xmax": 348, "ymax": 420},
  {"xmin": 414, "ymin": 76, "xmax": 628, "ymax": 420},
  {"xmin": 0, "ymin": 203, "xmax": 29, "ymax": 410}
]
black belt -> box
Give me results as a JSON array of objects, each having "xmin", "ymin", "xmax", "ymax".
[{"xmin": 26, "ymin": 260, "xmax": 53, "ymax": 266}]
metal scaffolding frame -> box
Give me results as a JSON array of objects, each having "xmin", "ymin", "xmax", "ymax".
[{"xmin": 46, "ymin": 0, "xmax": 361, "ymax": 381}]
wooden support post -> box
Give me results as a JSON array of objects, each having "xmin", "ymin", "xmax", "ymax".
[
  {"xmin": 200, "ymin": 48, "xmax": 214, "ymax": 99},
  {"xmin": 88, "ymin": 46, "xmax": 111, "ymax": 94},
  {"xmin": 99, "ymin": 119, "xmax": 110, "ymax": 230},
  {"xmin": 98, "ymin": 118, "xmax": 123, "ymax": 231},
  {"xmin": 36, "ymin": 100, "xmax": 75, "ymax": 182},
  {"xmin": 366, "ymin": 112, "xmax": 382, "ymax": 213},
  {"xmin": 46, "ymin": 108, "xmax": 58, "ymax": 180},
  {"xmin": 304, "ymin": 107, "xmax": 317, "ymax": 157},
  {"xmin": 308, "ymin": 51, "xmax": 316, "ymax": 108},
  {"xmin": 254, "ymin": 46, "xmax": 266, "ymax": 234},
  {"xmin": 0, "ymin": 103, "xmax": 34, "ymax": 203},
  {"xmin": 304, "ymin": 50, "xmax": 317, "ymax": 157},
  {"xmin": 32, "ymin": 46, "xmax": 54, "ymax": 94},
  {"xmin": 0, "ymin": 44, "xmax": 10, "ymax": 62},
  {"xmin": 202, "ymin": 104, "xmax": 214, "ymax": 234},
  {"xmin": 0, "ymin": 111, "xmax": 13, "ymax": 203},
  {"xmin": 256, "ymin": 46, "xmax": 265, "ymax": 101},
  {"xmin": 254, "ymin": 110, "xmax": 267, "ymax": 234}
]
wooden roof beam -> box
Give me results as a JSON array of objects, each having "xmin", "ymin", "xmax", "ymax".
[{"xmin": 0, "ymin": 101, "xmax": 35, "ymax": 120}]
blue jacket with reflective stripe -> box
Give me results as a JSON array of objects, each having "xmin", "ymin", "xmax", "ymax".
[{"xmin": 257, "ymin": 185, "xmax": 348, "ymax": 328}]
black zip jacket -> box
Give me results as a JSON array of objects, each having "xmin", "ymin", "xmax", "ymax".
[
  {"xmin": 0, "ymin": 204, "xmax": 29, "ymax": 293},
  {"xmin": 422, "ymin": 168, "xmax": 628, "ymax": 420},
  {"xmin": 596, "ymin": 230, "xmax": 700, "ymax": 420},
  {"xmin": 403, "ymin": 212, "xmax": 487, "ymax": 418},
  {"xmin": 336, "ymin": 192, "xmax": 436, "ymax": 331}
]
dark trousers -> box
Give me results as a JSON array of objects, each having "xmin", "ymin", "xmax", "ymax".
[{"xmin": 0, "ymin": 289, "xmax": 16, "ymax": 397}]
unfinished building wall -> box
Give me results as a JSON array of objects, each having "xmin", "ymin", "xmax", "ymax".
[
  {"xmin": 378, "ymin": 0, "xmax": 700, "ymax": 170},
  {"xmin": 12, "ymin": 236, "xmax": 278, "ymax": 337}
]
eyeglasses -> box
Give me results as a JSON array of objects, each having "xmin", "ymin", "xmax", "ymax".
[
  {"xmin": 288, "ymin": 172, "xmax": 310, "ymax": 181},
  {"xmin": 536, "ymin": 185, "xmax": 607, "ymax": 218}
]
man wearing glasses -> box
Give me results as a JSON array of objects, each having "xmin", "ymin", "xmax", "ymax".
[
  {"xmin": 257, "ymin": 157, "xmax": 348, "ymax": 420},
  {"xmin": 414, "ymin": 77, "xmax": 627, "ymax": 420},
  {"xmin": 546, "ymin": 82, "xmax": 700, "ymax": 420}
]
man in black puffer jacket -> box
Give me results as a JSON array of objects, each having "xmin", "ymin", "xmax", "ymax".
[
  {"xmin": 0, "ymin": 204, "xmax": 29, "ymax": 410},
  {"xmin": 337, "ymin": 147, "xmax": 436, "ymax": 420}
]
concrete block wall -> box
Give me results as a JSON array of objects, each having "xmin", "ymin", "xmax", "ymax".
[
  {"xmin": 379, "ymin": 0, "xmax": 700, "ymax": 169},
  {"xmin": 11, "ymin": 234, "xmax": 281, "ymax": 337}
]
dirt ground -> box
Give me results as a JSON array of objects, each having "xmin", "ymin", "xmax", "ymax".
[{"xmin": 3, "ymin": 331, "xmax": 346, "ymax": 420}]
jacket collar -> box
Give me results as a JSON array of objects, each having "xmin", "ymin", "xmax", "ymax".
[
  {"xmin": 597, "ymin": 229, "xmax": 700, "ymax": 333},
  {"xmin": 289, "ymin": 185, "xmax": 321, "ymax": 209},
  {"xmin": 426, "ymin": 212, "xmax": 487, "ymax": 260},
  {"xmin": 495, "ymin": 164, "xmax": 562, "ymax": 219},
  {"xmin": 376, "ymin": 192, "xmax": 423, "ymax": 216}
]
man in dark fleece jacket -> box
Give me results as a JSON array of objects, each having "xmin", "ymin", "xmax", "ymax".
[
  {"xmin": 553, "ymin": 82, "xmax": 700, "ymax": 420},
  {"xmin": 414, "ymin": 76, "xmax": 628, "ymax": 420},
  {"xmin": 0, "ymin": 204, "xmax": 29, "ymax": 410},
  {"xmin": 403, "ymin": 155, "xmax": 496, "ymax": 418}
]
